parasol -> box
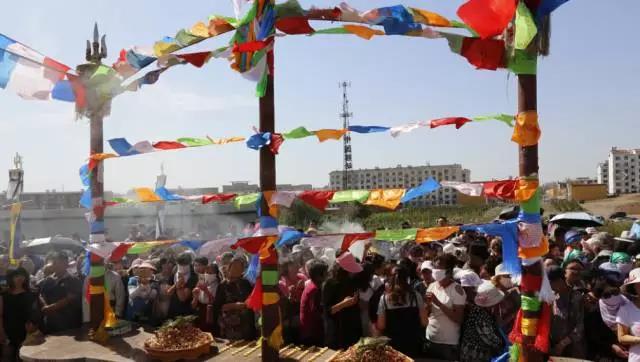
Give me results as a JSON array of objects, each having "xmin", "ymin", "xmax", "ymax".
[
  {"xmin": 550, "ymin": 212, "xmax": 604, "ymax": 228},
  {"xmin": 21, "ymin": 236, "xmax": 85, "ymax": 254}
]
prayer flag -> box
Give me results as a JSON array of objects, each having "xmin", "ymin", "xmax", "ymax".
[
  {"xmin": 401, "ymin": 178, "xmax": 440, "ymax": 203},
  {"xmin": 430, "ymin": 117, "xmax": 472, "ymax": 129},
  {"xmin": 375, "ymin": 228, "xmax": 418, "ymax": 242},
  {"xmin": 365, "ymin": 189, "xmax": 406, "ymax": 210},
  {"xmin": 515, "ymin": 1, "xmax": 538, "ymax": 50},
  {"xmin": 298, "ymin": 191, "xmax": 336, "ymax": 211},
  {"xmin": 343, "ymin": 25, "xmax": 385, "ymax": 40},
  {"xmin": 440, "ymin": 181, "xmax": 483, "ymax": 197},
  {"xmin": 108, "ymin": 138, "xmax": 140, "ymax": 156},
  {"xmin": 283, "ymin": 127, "xmax": 314, "ymax": 139},
  {"xmin": 331, "ymin": 190, "xmax": 371, "ymax": 203},
  {"xmin": 202, "ymin": 193, "xmax": 237, "ymax": 204},
  {"xmin": 154, "ymin": 187, "xmax": 184, "ymax": 201},
  {"xmin": 314, "ymin": 129, "xmax": 347, "ymax": 142},
  {"xmin": 348, "ymin": 125, "xmax": 390, "ymax": 134},
  {"xmin": 511, "ymin": 111, "xmax": 540, "ymax": 146},
  {"xmin": 416, "ymin": 226, "xmax": 460, "ymax": 243},
  {"xmin": 135, "ymin": 187, "xmax": 162, "ymax": 202},
  {"xmin": 457, "ymin": 0, "xmax": 518, "ymax": 39},
  {"xmin": 152, "ymin": 141, "xmax": 187, "ymax": 150}
]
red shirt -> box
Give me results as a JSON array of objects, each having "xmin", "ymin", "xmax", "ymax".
[{"xmin": 300, "ymin": 281, "xmax": 324, "ymax": 343}]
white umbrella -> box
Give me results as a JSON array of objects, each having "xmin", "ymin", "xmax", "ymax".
[
  {"xmin": 550, "ymin": 212, "xmax": 604, "ymax": 228},
  {"xmin": 22, "ymin": 236, "xmax": 85, "ymax": 254}
]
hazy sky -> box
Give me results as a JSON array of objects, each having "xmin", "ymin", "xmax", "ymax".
[{"xmin": 0, "ymin": 1, "xmax": 638, "ymax": 193}]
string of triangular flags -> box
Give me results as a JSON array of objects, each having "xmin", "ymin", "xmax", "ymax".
[
  {"xmin": 78, "ymin": 171, "xmax": 540, "ymax": 210},
  {"xmin": 86, "ymin": 114, "xmax": 518, "ymax": 164}
]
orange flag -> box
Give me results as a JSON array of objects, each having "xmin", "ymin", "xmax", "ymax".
[
  {"xmin": 416, "ymin": 226, "xmax": 460, "ymax": 244},
  {"xmin": 410, "ymin": 8, "xmax": 452, "ymax": 27},
  {"xmin": 343, "ymin": 25, "xmax": 385, "ymax": 40},
  {"xmin": 134, "ymin": 187, "xmax": 162, "ymax": 202},
  {"xmin": 314, "ymin": 129, "xmax": 347, "ymax": 142},
  {"xmin": 514, "ymin": 178, "xmax": 539, "ymax": 202},
  {"xmin": 511, "ymin": 111, "xmax": 540, "ymax": 147},
  {"xmin": 365, "ymin": 189, "xmax": 406, "ymax": 210}
]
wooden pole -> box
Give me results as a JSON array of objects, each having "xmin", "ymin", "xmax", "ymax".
[
  {"xmin": 259, "ymin": 48, "xmax": 279, "ymax": 362},
  {"xmin": 518, "ymin": 74, "xmax": 543, "ymax": 362}
]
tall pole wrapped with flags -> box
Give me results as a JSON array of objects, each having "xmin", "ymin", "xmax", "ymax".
[{"xmin": 8, "ymin": 153, "xmax": 23, "ymax": 265}]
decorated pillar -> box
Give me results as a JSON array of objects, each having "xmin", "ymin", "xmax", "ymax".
[{"xmin": 77, "ymin": 23, "xmax": 116, "ymax": 335}]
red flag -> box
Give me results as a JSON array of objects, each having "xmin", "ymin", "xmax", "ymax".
[
  {"xmin": 457, "ymin": 0, "xmax": 518, "ymax": 39},
  {"xmin": 245, "ymin": 278, "xmax": 263, "ymax": 312},
  {"xmin": 232, "ymin": 236, "xmax": 268, "ymax": 254},
  {"xmin": 110, "ymin": 243, "xmax": 134, "ymax": 262},
  {"xmin": 67, "ymin": 74, "xmax": 86, "ymax": 109},
  {"xmin": 176, "ymin": 52, "xmax": 211, "ymax": 68},
  {"xmin": 461, "ymin": 38, "xmax": 505, "ymax": 71},
  {"xmin": 233, "ymin": 40, "xmax": 268, "ymax": 53},
  {"xmin": 152, "ymin": 141, "xmax": 187, "ymax": 150},
  {"xmin": 483, "ymin": 180, "xmax": 518, "ymax": 200},
  {"xmin": 430, "ymin": 117, "xmax": 472, "ymax": 129},
  {"xmin": 298, "ymin": 191, "xmax": 336, "ymax": 211},
  {"xmin": 269, "ymin": 133, "xmax": 284, "ymax": 154},
  {"xmin": 202, "ymin": 193, "xmax": 237, "ymax": 204},
  {"xmin": 341, "ymin": 233, "xmax": 375, "ymax": 251},
  {"xmin": 275, "ymin": 17, "xmax": 315, "ymax": 34}
]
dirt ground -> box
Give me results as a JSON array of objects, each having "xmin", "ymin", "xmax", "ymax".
[{"xmin": 580, "ymin": 193, "xmax": 640, "ymax": 218}]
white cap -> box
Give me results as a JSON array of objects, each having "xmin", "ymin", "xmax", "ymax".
[
  {"xmin": 420, "ymin": 260, "xmax": 434, "ymax": 271},
  {"xmin": 475, "ymin": 280, "xmax": 505, "ymax": 307},
  {"xmin": 494, "ymin": 263, "xmax": 510, "ymax": 277},
  {"xmin": 454, "ymin": 269, "xmax": 483, "ymax": 288}
]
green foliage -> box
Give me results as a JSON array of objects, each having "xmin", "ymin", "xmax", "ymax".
[
  {"xmin": 278, "ymin": 199, "xmax": 323, "ymax": 229},
  {"xmin": 362, "ymin": 205, "xmax": 500, "ymax": 230},
  {"xmin": 549, "ymin": 200, "xmax": 584, "ymax": 212},
  {"xmin": 599, "ymin": 220, "xmax": 634, "ymax": 237}
]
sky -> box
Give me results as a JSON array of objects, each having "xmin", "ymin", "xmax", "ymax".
[{"xmin": 0, "ymin": 1, "xmax": 638, "ymax": 193}]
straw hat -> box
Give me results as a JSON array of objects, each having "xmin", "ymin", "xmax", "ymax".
[
  {"xmin": 128, "ymin": 258, "xmax": 144, "ymax": 273},
  {"xmin": 474, "ymin": 280, "xmax": 505, "ymax": 307},
  {"xmin": 138, "ymin": 261, "xmax": 157, "ymax": 272}
]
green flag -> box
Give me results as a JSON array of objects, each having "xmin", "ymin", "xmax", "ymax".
[
  {"xmin": 313, "ymin": 27, "xmax": 350, "ymax": 35},
  {"xmin": 283, "ymin": 127, "xmax": 314, "ymax": 139},
  {"xmin": 375, "ymin": 228, "xmax": 418, "ymax": 242},
  {"xmin": 515, "ymin": 1, "xmax": 537, "ymax": 50},
  {"xmin": 331, "ymin": 190, "xmax": 371, "ymax": 203},
  {"xmin": 508, "ymin": 49, "xmax": 537, "ymax": 75},
  {"xmin": 234, "ymin": 193, "xmax": 259, "ymax": 208},
  {"xmin": 473, "ymin": 114, "xmax": 515, "ymax": 127},
  {"xmin": 176, "ymin": 138, "xmax": 213, "ymax": 147}
]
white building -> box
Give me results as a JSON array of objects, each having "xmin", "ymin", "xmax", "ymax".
[
  {"xmin": 604, "ymin": 148, "xmax": 640, "ymax": 195},
  {"xmin": 597, "ymin": 161, "xmax": 608, "ymax": 186},
  {"xmin": 329, "ymin": 163, "xmax": 471, "ymax": 206}
]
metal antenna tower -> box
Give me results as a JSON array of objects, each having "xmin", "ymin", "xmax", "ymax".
[{"xmin": 339, "ymin": 81, "xmax": 353, "ymax": 190}]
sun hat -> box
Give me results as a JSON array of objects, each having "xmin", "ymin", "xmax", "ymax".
[
  {"xmin": 622, "ymin": 268, "xmax": 640, "ymax": 294},
  {"xmin": 128, "ymin": 258, "xmax": 144, "ymax": 273},
  {"xmin": 494, "ymin": 263, "xmax": 511, "ymax": 277},
  {"xmin": 420, "ymin": 260, "xmax": 434, "ymax": 271},
  {"xmin": 336, "ymin": 252, "xmax": 363, "ymax": 274},
  {"xmin": 455, "ymin": 269, "xmax": 483, "ymax": 288},
  {"xmin": 137, "ymin": 261, "xmax": 157, "ymax": 272},
  {"xmin": 474, "ymin": 280, "xmax": 505, "ymax": 307}
]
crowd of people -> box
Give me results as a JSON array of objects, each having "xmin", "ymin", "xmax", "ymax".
[{"xmin": 3, "ymin": 217, "xmax": 640, "ymax": 361}]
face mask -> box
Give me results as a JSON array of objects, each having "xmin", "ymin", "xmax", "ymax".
[
  {"xmin": 432, "ymin": 269, "xmax": 447, "ymax": 282},
  {"xmin": 177, "ymin": 265, "xmax": 190, "ymax": 275},
  {"xmin": 500, "ymin": 277, "xmax": 513, "ymax": 289},
  {"xmin": 204, "ymin": 273, "xmax": 218, "ymax": 284}
]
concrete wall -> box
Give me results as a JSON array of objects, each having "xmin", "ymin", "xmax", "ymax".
[{"xmin": 0, "ymin": 203, "xmax": 256, "ymax": 242}]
